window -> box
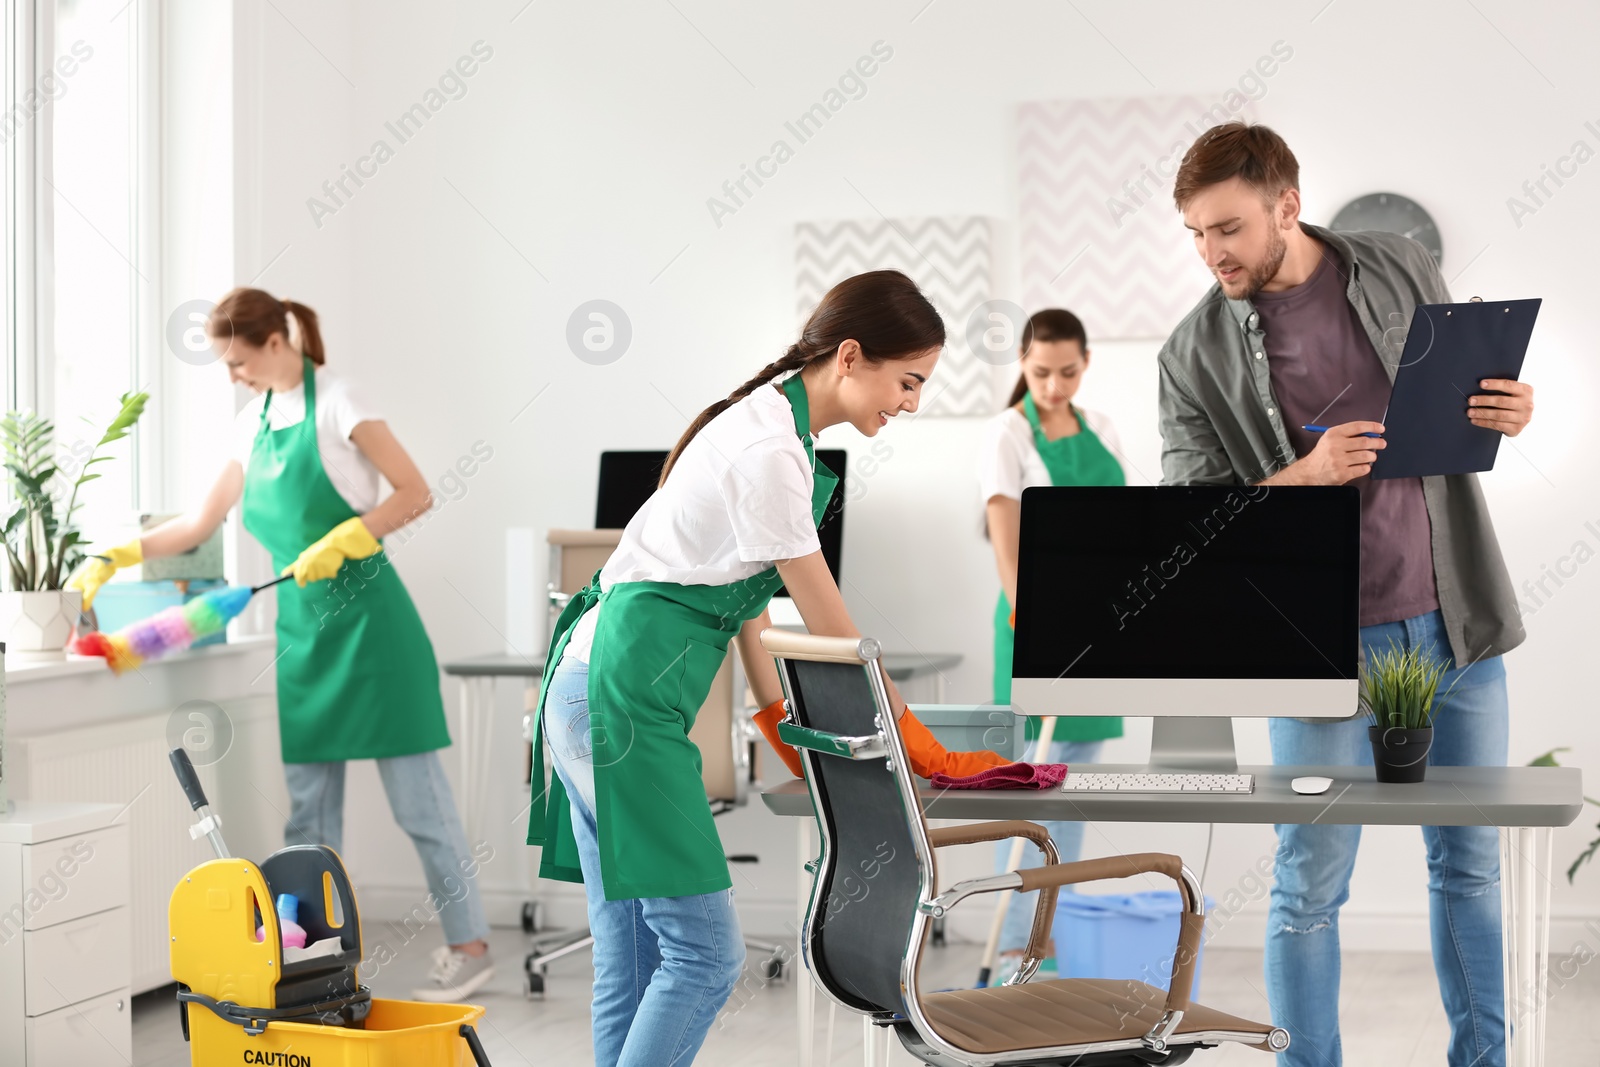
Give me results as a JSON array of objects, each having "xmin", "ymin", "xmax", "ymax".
[
  {"xmin": 48, "ymin": 0, "xmax": 141, "ymax": 526},
  {"xmin": 4, "ymin": 0, "xmax": 157, "ymax": 553}
]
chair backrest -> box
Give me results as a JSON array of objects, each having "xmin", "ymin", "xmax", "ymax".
[
  {"xmin": 544, "ymin": 529, "xmax": 741, "ymax": 804},
  {"xmin": 761, "ymin": 630, "xmax": 935, "ymax": 1017}
]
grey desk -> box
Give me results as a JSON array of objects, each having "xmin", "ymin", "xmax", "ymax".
[
  {"xmin": 762, "ymin": 763, "xmax": 1586, "ymax": 1067},
  {"xmin": 441, "ymin": 653, "xmax": 546, "ymax": 843},
  {"xmin": 439, "ymin": 649, "xmax": 959, "ymax": 841}
]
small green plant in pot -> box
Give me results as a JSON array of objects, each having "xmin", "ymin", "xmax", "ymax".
[
  {"xmin": 0, "ymin": 392, "xmax": 148, "ymax": 661},
  {"xmin": 1359, "ymin": 640, "xmax": 1460, "ymax": 784}
]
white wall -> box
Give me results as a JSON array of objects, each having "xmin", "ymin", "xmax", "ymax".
[{"xmin": 223, "ymin": 0, "xmax": 1600, "ymax": 946}]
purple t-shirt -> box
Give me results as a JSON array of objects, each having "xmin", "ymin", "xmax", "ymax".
[{"xmin": 1253, "ymin": 247, "xmax": 1439, "ymax": 627}]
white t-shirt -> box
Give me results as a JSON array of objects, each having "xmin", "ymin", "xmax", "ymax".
[
  {"xmin": 564, "ymin": 382, "xmax": 821, "ymax": 663},
  {"xmin": 978, "ymin": 405, "xmax": 1126, "ymax": 505},
  {"xmin": 234, "ymin": 368, "xmax": 384, "ymax": 514}
]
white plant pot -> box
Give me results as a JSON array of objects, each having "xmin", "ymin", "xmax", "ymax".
[{"xmin": 0, "ymin": 589, "xmax": 83, "ymax": 662}]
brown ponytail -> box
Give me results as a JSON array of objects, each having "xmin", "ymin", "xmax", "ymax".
[
  {"xmin": 1006, "ymin": 307, "xmax": 1088, "ymax": 407},
  {"xmin": 660, "ymin": 270, "xmax": 945, "ymax": 485},
  {"xmin": 208, "ymin": 288, "xmax": 327, "ymax": 365}
]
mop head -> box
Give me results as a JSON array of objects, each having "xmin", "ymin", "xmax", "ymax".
[{"xmin": 72, "ymin": 585, "xmax": 256, "ymax": 674}]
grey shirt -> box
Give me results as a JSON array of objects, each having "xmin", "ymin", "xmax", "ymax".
[
  {"xmin": 1252, "ymin": 246, "xmax": 1440, "ymax": 627},
  {"xmin": 1156, "ymin": 223, "xmax": 1524, "ymax": 668}
]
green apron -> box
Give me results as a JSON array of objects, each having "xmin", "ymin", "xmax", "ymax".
[
  {"xmin": 994, "ymin": 393, "xmax": 1125, "ymax": 742},
  {"xmin": 241, "ymin": 357, "xmax": 450, "ymax": 764},
  {"xmin": 527, "ymin": 374, "xmax": 838, "ymax": 900}
]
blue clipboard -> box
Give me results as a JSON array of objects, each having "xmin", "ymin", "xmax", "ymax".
[{"xmin": 1370, "ymin": 297, "xmax": 1540, "ymax": 480}]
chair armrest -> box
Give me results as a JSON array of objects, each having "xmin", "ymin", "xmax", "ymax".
[
  {"xmin": 927, "ymin": 819, "xmax": 1054, "ymax": 853},
  {"xmin": 1016, "ymin": 852, "xmax": 1203, "ymax": 1017},
  {"xmin": 925, "ymin": 821, "xmax": 1061, "ymax": 967}
]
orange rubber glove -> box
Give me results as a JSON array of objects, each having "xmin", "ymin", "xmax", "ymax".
[
  {"xmin": 753, "ymin": 699, "xmax": 1012, "ymax": 781},
  {"xmin": 897, "ymin": 710, "xmax": 1013, "ymax": 779},
  {"xmin": 754, "ymin": 699, "xmax": 805, "ymax": 778}
]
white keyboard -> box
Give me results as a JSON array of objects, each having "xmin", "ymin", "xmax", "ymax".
[{"xmin": 1061, "ymin": 772, "xmax": 1255, "ymax": 794}]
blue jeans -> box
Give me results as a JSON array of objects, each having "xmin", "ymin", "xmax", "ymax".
[
  {"xmin": 544, "ymin": 655, "xmax": 744, "ymax": 1067},
  {"xmin": 283, "ymin": 750, "xmax": 490, "ymax": 946},
  {"xmin": 1266, "ymin": 609, "xmax": 1507, "ymax": 1067},
  {"xmin": 994, "ymin": 739, "xmax": 1103, "ymax": 953}
]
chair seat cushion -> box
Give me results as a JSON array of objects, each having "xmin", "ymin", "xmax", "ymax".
[{"xmin": 919, "ymin": 978, "xmax": 1275, "ymax": 1055}]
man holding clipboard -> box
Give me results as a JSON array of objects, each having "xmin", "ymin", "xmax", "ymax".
[{"xmin": 1155, "ymin": 122, "xmax": 1533, "ymax": 1067}]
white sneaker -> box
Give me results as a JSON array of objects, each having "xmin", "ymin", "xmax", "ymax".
[{"xmin": 411, "ymin": 945, "xmax": 495, "ymax": 1002}]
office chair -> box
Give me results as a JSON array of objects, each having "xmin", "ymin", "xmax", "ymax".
[
  {"xmin": 520, "ymin": 530, "xmax": 789, "ymax": 996},
  {"xmin": 761, "ymin": 628, "xmax": 1291, "ymax": 1065}
]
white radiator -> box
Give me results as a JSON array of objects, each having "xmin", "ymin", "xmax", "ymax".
[{"xmin": 11, "ymin": 698, "xmax": 280, "ymax": 993}]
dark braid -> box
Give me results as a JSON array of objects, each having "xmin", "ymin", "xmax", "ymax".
[{"xmin": 658, "ymin": 269, "xmax": 945, "ymax": 486}]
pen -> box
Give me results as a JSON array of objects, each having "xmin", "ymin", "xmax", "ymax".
[{"xmin": 1302, "ymin": 424, "xmax": 1383, "ymax": 438}]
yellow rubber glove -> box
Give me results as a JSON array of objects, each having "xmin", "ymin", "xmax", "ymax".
[
  {"xmin": 282, "ymin": 517, "xmax": 381, "ymax": 587},
  {"xmin": 66, "ymin": 538, "xmax": 143, "ymax": 611}
]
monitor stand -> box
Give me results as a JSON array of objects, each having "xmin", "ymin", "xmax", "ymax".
[{"xmin": 1147, "ymin": 717, "xmax": 1239, "ymax": 774}]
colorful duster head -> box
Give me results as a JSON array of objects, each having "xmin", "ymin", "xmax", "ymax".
[{"xmin": 71, "ymin": 584, "xmax": 258, "ymax": 674}]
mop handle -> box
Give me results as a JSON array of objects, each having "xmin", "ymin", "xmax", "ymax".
[
  {"xmin": 251, "ymin": 573, "xmax": 294, "ymax": 593},
  {"xmin": 976, "ymin": 714, "xmax": 1059, "ymax": 986},
  {"xmin": 169, "ymin": 747, "xmax": 210, "ymax": 811},
  {"xmin": 169, "ymin": 747, "xmax": 231, "ymax": 859}
]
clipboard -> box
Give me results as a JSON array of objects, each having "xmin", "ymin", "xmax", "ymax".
[{"xmin": 1370, "ymin": 297, "xmax": 1540, "ymax": 480}]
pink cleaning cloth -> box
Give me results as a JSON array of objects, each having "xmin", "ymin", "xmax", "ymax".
[{"xmin": 930, "ymin": 762, "xmax": 1069, "ymax": 790}]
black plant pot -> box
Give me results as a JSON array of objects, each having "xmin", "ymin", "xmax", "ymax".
[{"xmin": 1369, "ymin": 725, "xmax": 1433, "ymax": 784}]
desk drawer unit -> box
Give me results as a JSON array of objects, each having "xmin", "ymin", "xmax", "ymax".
[{"xmin": 0, "ymin": 810, "xmax": 133, "ymax": 1067}]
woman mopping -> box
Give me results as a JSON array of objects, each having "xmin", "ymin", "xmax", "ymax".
[
  {"xmin": 528, "ymin": 270, "xmax": 1008, "ymax": 1066},
  {"xmin": 979, "ymin": 307, "xmax": 1126, "ymax": 983},
  {"xmin": 69, "ymin": 289, "xmax": 493, "ymax": 1001}
]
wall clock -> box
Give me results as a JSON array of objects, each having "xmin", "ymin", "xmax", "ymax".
[{"xmin": 1329, "ymin": 192, "xmax": 1442, "ymax": 266}]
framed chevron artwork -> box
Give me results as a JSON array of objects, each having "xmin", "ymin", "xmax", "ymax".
[
  {"xmin": 794, "ymin": 216, "xmax": 995, "ymax": 417},
  {"xmin": 1018, "ymin": 96, "xmax": 1244, "ymax": 339}
]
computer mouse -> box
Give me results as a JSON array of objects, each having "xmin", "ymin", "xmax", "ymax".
[{"xmin": 1291, "ymin": 776, "xmax": 1333, "ymax": 795}]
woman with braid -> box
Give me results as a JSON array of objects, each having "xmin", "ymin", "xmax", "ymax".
[{"xmin": 526, "ymin": 270, "xmax": 1009, "ymax": 1065}]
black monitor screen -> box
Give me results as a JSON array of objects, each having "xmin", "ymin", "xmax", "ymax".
[
  {"xmin": 1013, "ymin": 485, "xmax": 1360, "ymax": 681},
  {"xmin": 595, "ymin": 451, "xmax": 668, "ymax": 529},
  {"xmin": 595, "ymin": 449, "xmax": 846, "ymax": 588}
]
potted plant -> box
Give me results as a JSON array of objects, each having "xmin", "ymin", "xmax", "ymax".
[
  {"xmin": 0, "ymin": 393, "xmax": 148, "ymax": 661},
  {"xmin": 1360, "ymin": 640, "xmax": 1460, "ymax": 784}
]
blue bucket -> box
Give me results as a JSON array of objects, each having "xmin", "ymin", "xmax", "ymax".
[{"xmin": 1054, "ymin": 889, "xmax": 1213, "ymax": 995}]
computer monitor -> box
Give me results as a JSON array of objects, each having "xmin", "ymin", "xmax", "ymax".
[
  {"xmin": 1011, "ymin": 485, "xmax": 1361, "ymax": 771},
  {"xmin": 595, "ymin": 449, "xmax": 846, "ymax": 594}
]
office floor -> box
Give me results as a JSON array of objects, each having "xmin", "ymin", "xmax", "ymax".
[{"xmin": 132, "ymin": 925, "xmax": 1600, "ymax": 1066}]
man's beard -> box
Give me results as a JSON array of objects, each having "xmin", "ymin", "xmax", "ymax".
[{"xmin": 1221, "ymin": 224, "xmax": 1287, "ymax": 300}]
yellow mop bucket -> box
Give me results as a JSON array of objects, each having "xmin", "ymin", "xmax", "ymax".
[{"xmin": 166, "ymin": 749, "xmax": 492, "ymax": 1066}]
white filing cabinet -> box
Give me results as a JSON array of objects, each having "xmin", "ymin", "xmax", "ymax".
[{"xmin": 0, "ymin": 801, "xmax": 132, "ymax": 1067}]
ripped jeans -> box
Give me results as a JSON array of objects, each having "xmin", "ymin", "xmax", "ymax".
[{"xmin": 1266, "ymin": 610, "xmax": 1508, "ymax": 1067}]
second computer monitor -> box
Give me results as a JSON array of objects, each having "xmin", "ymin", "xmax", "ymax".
[
  {"xmin": 595, "ymin": 449, "xmax": 846, "ymax": 591},
  {"xmin": 1010, "ymin": 485, "xmax": 1361, "ymax": 736}
]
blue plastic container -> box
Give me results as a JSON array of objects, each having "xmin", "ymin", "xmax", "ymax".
[
  {"xmin": 90, "ymin": 579, "xmax": 229, "ymax": 650},
  {"xmin": 1055, "ymin": 890, "xmax": 1214, "ymax": 995}
]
